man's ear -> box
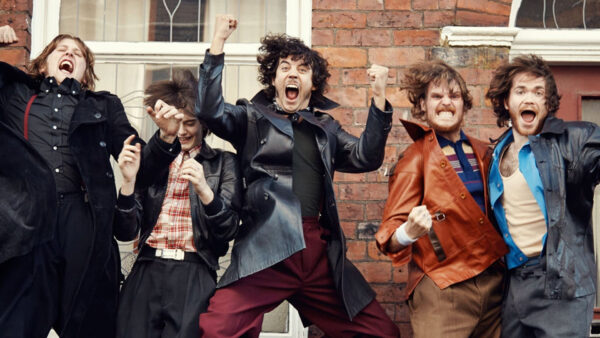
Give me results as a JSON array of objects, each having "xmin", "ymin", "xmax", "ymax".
[
  {"xmin": 504, "ymin": 98, "xmax": 509, "ymax": 111},
  {"xmin": 419, "ymin": 98, "xmax": 426, "ymax": 114}
]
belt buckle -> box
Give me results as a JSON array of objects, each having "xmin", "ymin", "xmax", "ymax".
[{"xmin": 155, "ymin": 248, "xmax": 185, "ymax": 261}]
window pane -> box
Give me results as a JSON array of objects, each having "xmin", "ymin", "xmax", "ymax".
[
  {"xmin": 59, "ymin": 0, "xmax": 286, "ymax": 42},
  {"xmin": 515, "ymin": 0, "xmax": 600, "ymax": 29}
]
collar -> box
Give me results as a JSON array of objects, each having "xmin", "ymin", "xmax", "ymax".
[
  {"xmin": 538, "ymin": 116, "xmax": 565, "ymax": 135},
  {"xmin": 250, "ymin": 89, "xmax": 339, "ymax": 112},
  {"xmin": 196, "ymin": 141, "xmax": 217, "ymax": 160},
  {"xmin": 436, "ymin": 130, "xmax": 468, "ymax": 148},
  {"xmin": 39, "ymin": 77, "xmax": 82, "ymax": 96},
  {"xmin": 399, "ymin": 119, "xmax": 432, "ymax": 141}
]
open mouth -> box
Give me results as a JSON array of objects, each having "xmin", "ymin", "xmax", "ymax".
[
  {"xmin": 59, "ymin": 59, "xmax": 74, "ymax": 73},
  {"xmin": 179, "ymin": 136, "xmax": 192, "ymax": 144},
  {"xmin": 520, "ymin": 109, "xmax": 536, "ymax": 123},
  {"xmin": 436, "ymin": 110, "xmax": 454, "ymax": 119},
  {"xmin": 285, "ymin": 84, "xmax": 299, "ymax": 101}
]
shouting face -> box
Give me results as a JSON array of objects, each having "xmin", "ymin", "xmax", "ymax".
[
  {"xmin": 43, "ymin": 38, "xmax": 87, "ymax": 85},
  {"xmin": 420, "ymin": 80, "xmax": 465, "ymax": 142},
  {"xmin": 272, "ymin": 55, "xmax": 315, "ymax": 114},
  {"xmin": 505, "ymin": 72, "xmax": 548, "ymax": 137}
]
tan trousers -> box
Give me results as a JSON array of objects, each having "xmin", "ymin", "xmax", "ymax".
[{"xmin": 408, "ymin": 262, "xmax": 504, "ymax": 338}]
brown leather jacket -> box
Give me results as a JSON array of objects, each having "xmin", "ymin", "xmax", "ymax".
[{"xmin": 376, "ymin": 119, "xmax": 507, "ymax": 299}]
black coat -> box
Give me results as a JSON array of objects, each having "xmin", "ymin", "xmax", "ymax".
[
  {"xmin": 196, "ymin": 51, "xmax": 393, "ymax": 319},
  {"xmin": 0, "ymin": 62, "xmax": 148, "ymax": 336},
  {"xmin": 114, "ymin": 132, "xmax": 242, "ymax": 271}
]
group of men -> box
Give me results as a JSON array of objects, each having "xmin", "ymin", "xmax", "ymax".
[{"xmin": 0, "ymin": 11, "xmax": 599, "ymax": 338}]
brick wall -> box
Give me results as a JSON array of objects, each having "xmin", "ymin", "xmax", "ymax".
[
  {"xmin": 311, "ymin": 0, "xmax": 512, "ymax": 336},
  {"xmin": 0, "ymin": 0, "xmax": 32, "ymax": 68}
]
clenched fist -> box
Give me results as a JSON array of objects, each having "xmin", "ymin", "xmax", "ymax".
[
  {"xmin": 404, "ymin": 205, "xmax": 433, "ymax": 240},
  {"xmin": 367, "ymin": 64, "xmax": 389, "ymax": 111}
]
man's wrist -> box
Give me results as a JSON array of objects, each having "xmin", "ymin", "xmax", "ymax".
[
  {"xmin": 159, "ymin": 130, "xmax": 177, "ymax": 143},
  {"xmin": 394, "ymin": 222, "xmax": 417, "ymax": 246}
]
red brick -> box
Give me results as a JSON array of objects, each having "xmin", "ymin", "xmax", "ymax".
[
  {"xmin": 313, "ymin": 0, "xmax": 356, "ymax": 10},
  {"xmin": 467, "ymin": 85, "xmax": 483, "ymax": 108},
  {"xmin": 0, "ymin": 48, "xmax": 28, "ymax": 66},
  {"xmin": 316, "ymin": 47, "xmax": 367, "ymax": 67},
  {"xmin": 0, "ymin": 12, "xmax": 30, "ymax": 29},
  {"xmin": 385, "ymin": 0, "xmax": 411, "ymax": 10},
  {"xmin": 387, "ymin": 123, "xmax": 414, "ymax": 144},
  {"xmin": 367, "ymin": 241, "xmax": 392, "ymax": 260},
  {"xmin": 328, "ymin": 107, "xmax": 354, "ymax": 126},
  {"xmin": 424, "ymin": 10, "xmax": 456, "ymax": 27},
  {"xmin": 312, "ymin": 29, "xmax": 334, "ymax": 46},
  {"xmin": 458, "ymin": 68, "xmax": 494, "ymax": 85},
  {"xmin": 346, "ymin": 240, "xmax": 367, "ymax": 260},
  {"xmin": 326, "ymin": 68, "xmax": 341, "ymax": 86},
  {"xmin": 465, "ymin": 107, "xmax": 497, "ymax": 125},
  {"xmin": 365, "ymin": 166, "xmax": 391, "ymax": 183},
  {"xmin": 341, "ymin": 221, "xmax": 358, "ymax": 239},
  {"xmin": 439, "ymin": 0, "xmax": 457, "ymax": 9},
  {"xmin": 395, "ymin": 304, "xmax": 410, "ymax": 323},
  {"xmin": 413, "ymin": 0, "xmax": 438, "ymax": 10},
  {"xmin": 372, "ymin": 284, "xmax": 404, "ymax": 302},
  {"xmin": 457, "ymin": 0, "xmax": 511, "ymax": 16},
  {"xmin": 313, "ymin": 11, "xmax": 367, "ymax": 29},
  {"xmin": 334, "ymin": 171, "xmax": 368, "ymax": 183},
  {"xmin": 383, "ymin": 146, "xmax": 398, "ymax": 167},
  {"xmin": 379, "ymin": 302, "xmax": 396, "ymax": 322},
  {"xmin": 0, "ymin": 0, "xmax": 32, "ymax": 12},
  {"xmin": 394, "ymin": 29, "xmax": 440, "ymax": 46},
  {"xmin": 355, "ymin": 261, "xmax": 392, "ymax": 282},
  {"xmin": 367, "ymin": 11, "xmax": 422, "ymax": 28},
  {"xmin": 326, "ymin": 86, "xmax": 368, "ymax": 107},
  {"xmin": 342, "ymin": 68, "xmax": 369, "ymax": 86},
  {"xmin": 366, "ymin": 200, "xmax": 386, "ymax": 219},
  {"xmin": 456, "ymin": 10, "xmax": 509, "ymax": 26},
  {"xmin": 369, "ymin": 47, "xmax": 425, "ymax": 67},
  {"xmin": 358, "ymin": 0, "xmax": 384, "ymax": 10},
  {"xmin": 339, "ymin": 182, "xmax": 389, "ymax": 200},
  {"xmin": 398, "ymin": 323, "xmax": 413, "ymax": 337},
  {"xmin": 338, "ymin": 202, "xmax": 365, "ymax": 221},
  {"xmin": 335, "ymin": 29, "xmax": 391, "ymax": 46},
  {"xmin": 383, "ymin": 86, "xmax": 411, "ymax": 107}
]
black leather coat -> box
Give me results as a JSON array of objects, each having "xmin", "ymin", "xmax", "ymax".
[
  {"xmin": 114, "ymin": 132, "xmax": 242, "ymax": 271},
  {"xmin": 492, "ymin": 116, "xmax": 600, "ymax": 299},
  {"xmin": 196, "ymin": 51, "xmax": 393, "ymax": 319},
  {"xmin": 0, "ymin": 62, "xmax": 146, "ymax": 336}
]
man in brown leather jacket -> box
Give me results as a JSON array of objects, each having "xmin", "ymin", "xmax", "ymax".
[{"xmin": 376, "ymin": 60, "xmax": 507, "ymax": 337}]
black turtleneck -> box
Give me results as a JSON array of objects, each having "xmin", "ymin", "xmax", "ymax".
[{"xmin": 3, "ymin": 77, "xmax": 84, "ymax": 193}]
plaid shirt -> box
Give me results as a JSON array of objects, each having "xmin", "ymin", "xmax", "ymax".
[{"xmin": 146, "ymin": 146, "xmax": 201, "ymax": 252}]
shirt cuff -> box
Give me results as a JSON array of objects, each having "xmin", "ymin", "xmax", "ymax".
[
  {"xmin": 203, "ymin": 196, "xmax": 224, "ymax": 216},
  {"xmin": 116, "ymin": 192, "xmax": 136, "ymax": 210},
  {"xmin": 394, "ymin": 222, "xmax": 417, "ymax": 246}
]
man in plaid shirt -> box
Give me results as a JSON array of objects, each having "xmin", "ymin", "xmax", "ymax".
[{"xmin": 113, "ymin": 69, "xmax": 242, "ymax": 338}]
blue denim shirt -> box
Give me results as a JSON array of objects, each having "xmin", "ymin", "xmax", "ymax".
[{"xmin": 489, "ymin": 129, "xmax": 548, "ymax": 269}]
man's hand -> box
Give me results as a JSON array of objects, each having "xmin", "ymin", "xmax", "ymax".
[
  {"xmin": 117, "ymin": 134, "xmax": 141, "ymax": 196},
  {"xmin": 405, "ymin": 205, "xmax": 433, "ymax": 240},
  {"xmin": 367, "ymin": 64, "xmax": 389, "ymax": 111},
  {"xmin": 146, "ymin": 99, "xmax": 183, "ymax": 143},
  {"xmin": 0, "ymin": 25, "xmax": 18, "ymax": 44},
  {"xmin": 181, "ymin": 158, "xmax": 215, "ymax": 205},
  {"xmin": 210, "ymin": 14, "xmax": 238, "ymax": 55}
]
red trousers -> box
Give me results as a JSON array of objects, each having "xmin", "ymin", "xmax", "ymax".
[{"xmin": 199, "ymin": 218, "xmax": 400, "ymax": 337}]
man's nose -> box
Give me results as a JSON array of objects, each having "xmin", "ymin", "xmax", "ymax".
[{"xmin": 441, "ymin": 95, "xmax": 452, "ymax": 105}]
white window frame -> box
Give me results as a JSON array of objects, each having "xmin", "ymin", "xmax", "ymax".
[
  {"xmin": 31, "ymin": 1, "xmax": 310, "ymax": 337},
  {"xmin": 439, "ymin": 0, "xmax": 600, "ymax": 63}
]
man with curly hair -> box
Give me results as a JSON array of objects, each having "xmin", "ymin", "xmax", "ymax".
[
  {"xmin": 486, "ymin": 54, "xmax": 600, "ymax": 337},
  {"xmin": 376, "ymin": 60, "xmax": 507, "ymax": 337},
  {"xmin": 194, "ymin": 14, "xmax": 400, "ymax": 337}
]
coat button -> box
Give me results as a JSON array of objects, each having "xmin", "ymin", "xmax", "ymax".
[
  {"xmin": 106, "ymin": 172, "xmax": 113, "ymax": 178},
  {"xmin": 264, "ymin": 193, "xmax": 269, "ymax": 200},
  {"xmin": 260, "ymin": 138, "xmax": 267, "ymax": 145},
  {"xmin": 273, "ymin": 174, "xmax": 278, "ymax": 180},
  {"xmin": 479, "ymin": 218, "xmax": 484, "ymax": 224},
  {"xmin": 440, "ymin": 161, "xmax": 447, "ymax": 168},
  {"xmin": 99, "ymin": 141, "xmax": 106, "ymax": 147},
  {"xmin": 94, "ymin": 113, "xmax": 102, "ymax": 119},
  {"xmin": 460, "ymin": 193, "xmax": 466, "ymax": 199}
]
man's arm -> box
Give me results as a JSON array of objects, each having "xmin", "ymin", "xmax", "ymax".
[
  {"xmin": 195, "ymin": 15, "xmax": 247, "ymax": 149},
  {"xmin": 332, "ymin": 65, "xmax": 393, "ymax": 173}
]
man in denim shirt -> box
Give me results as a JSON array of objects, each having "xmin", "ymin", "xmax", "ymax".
[{"xmin": 486, "ymin": 54, "xmax": 600, "ymax": 337}]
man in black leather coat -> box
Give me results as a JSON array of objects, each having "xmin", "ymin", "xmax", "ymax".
[
  {"xmin": 113, "ymin": 70, "xmax": 242, "ymax": 338},
  {"xmin": 194, "ymin": 15, "xmax": 400, "ymax": 337}
]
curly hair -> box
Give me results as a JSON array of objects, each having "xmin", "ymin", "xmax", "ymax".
[
  {"xmin": 401, "ymin": 60, "xmax": 472, "ymax": 121},
  {"xmin": 27, "ymin": 34, "xmax": 98, "ymax": 90},
  {"xmin": 257, "ymin": 34, "xmax": 330, "ymax": 100},
  {"xmin": 144, "ymin": 69, "xmax": 209, "ymax": 137},
  {"xmin": 486, "ymin": 54, "xmax": 560, "ymax": 127}
]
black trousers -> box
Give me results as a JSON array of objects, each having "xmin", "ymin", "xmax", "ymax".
[
  {"xmin": 502, "ymin": 256, "xmax": 595, "ymax": 338},
  {"xmin": 0, "ymin": 192, "xmax": 118, "ymax": 338},
  {"xmin": 116, "ymin": 253, "xmax": 217, "ymax": 338}
]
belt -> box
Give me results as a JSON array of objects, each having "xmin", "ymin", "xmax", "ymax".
[
  {"xmin": 140, "ymin": 247, "xmax": 203, "ymax": 263},
  {"xmin": 511, "ymin": 256, "xmax": 546, "ymax": 279}
]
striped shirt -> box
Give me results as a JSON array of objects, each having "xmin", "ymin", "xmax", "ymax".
[
  {"xmin": 146, "ymin": 146, "xmax": 201, "ymax": 252},
  {"xmin": 437, "ymin": 131, "xmax": 485, "ymax": 212}
]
